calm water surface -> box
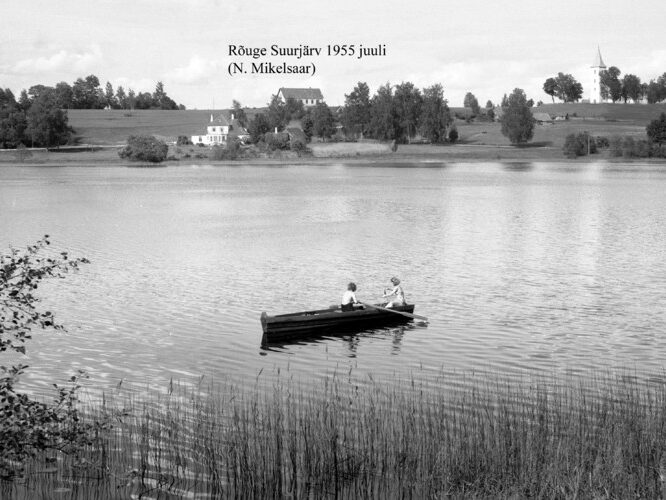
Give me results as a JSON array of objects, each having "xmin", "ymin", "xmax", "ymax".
[{"xmin": 1, "ymin": 161, "xmax": 665, "ymax": 394}]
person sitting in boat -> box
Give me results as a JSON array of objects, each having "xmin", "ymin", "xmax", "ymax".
[
  {"xmin": 383, "ymin": 277, "xmax": 405, "ymax": 308},
  {"xmin": 341, "ymin": 282, "xmax": 360, "ymax": 311}
]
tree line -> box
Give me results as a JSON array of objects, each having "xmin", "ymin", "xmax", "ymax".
[
  {"xmin": 3, "ymin": 76, "xmax": 184, "ymax": 111},
  {"xmin": 598, "ymin": 68, "xmax": 666, "ymax": 104},
  {"xmin": 543, "ymin": 69, "xmax": 666, "ymax": 104},
  {"xmin": 243, "ymin": 81, "xmax": 454, "ymax": 145},
  {"xmin": 0, "ymin": 77, "xmax": 184, "ymax": 148}
]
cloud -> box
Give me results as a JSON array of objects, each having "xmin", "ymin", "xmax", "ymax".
[
  {"xmin": 166, "ymin": 56, "xmax": 221, "ymax": 85},
  {"xmin": 113, "ymin": 77, "xmax": 155, "ymax": 93},
  {"xmin": 10, "ymin": 45, "xmax": 103, "ymax": 75}
]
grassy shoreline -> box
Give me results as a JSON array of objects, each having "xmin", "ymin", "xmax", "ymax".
[
  {"xmin": 5, "ymin": 370, "xmax": 666, "ymax": 498},
  {"xmin": 1, "ymin": 142, "xmax": 664, "ymax": 168}
]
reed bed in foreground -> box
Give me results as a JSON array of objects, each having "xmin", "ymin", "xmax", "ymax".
[{"xmin": 4, "ymin": 371, "xmax": 666, "ymax": 499}]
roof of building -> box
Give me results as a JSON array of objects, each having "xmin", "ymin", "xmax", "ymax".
[
  {"xmin": 286, "ymin": 127, "xmax": 307, "ymax": 143},
  {"xmin": 533, "ymin": 112, "xmax": 553, "ymax": 122},
  {"xmin": 278, "ymin": 87, "xmax": 324, "ymax": 100},
  {"xmin": 209, "ymin": 114, "xmax": 230, "ymax": 126},
  {"xmin": 591, "ymin": 47, "xmax": 606, "ymax": 68}
]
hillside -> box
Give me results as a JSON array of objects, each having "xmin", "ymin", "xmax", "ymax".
[
  {"xmin": 532, "ymin": 103, "xmax": 666, "ymax": 121},
  {"xmin": 68, "ymin": 109, "xmax": 249, "ymax": 145},
  {"xmin": 66, "ymin": 103, "xmax": 666, "ymax": 147}
]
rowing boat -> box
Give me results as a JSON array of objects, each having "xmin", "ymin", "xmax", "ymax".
[{"xmin": 260, "ymin": 304, "xmax": 416, "ymax": 343}]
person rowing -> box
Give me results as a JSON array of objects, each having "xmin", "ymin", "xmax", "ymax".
[
  {"xmin": 382, "ymin": 277, "xmax": 405, "ymax": 308},
  {"xmin": 341, "ymin": 282, "xmax": 360, "ymax": 311}
]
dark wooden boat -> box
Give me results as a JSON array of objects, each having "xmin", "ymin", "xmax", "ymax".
[{"xmin": 261, "ymin": 304, "xmax": 416, "ymax": 343}]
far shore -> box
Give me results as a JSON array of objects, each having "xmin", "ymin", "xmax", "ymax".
[{"xmin": 1, "ymin": 141, "xmax": 664, "ymax": 168}]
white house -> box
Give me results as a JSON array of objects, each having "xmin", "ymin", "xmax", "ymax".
[
  {"xmin": 276, "ymin": 88, "xmax": 324, "ymax": 107},
  {"xmin": 589, "ymin": 47, "xmax": 607, "ymax": 104},
  {"xmin": 191, "ymin": 113, "xmax": 249, "ymax": 145}
]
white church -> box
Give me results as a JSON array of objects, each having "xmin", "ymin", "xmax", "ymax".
[
  {"xmin": 589, "ymin": 47, "xmax": 606, "ymax": 104},
  {"xmin": 587, "ymin": 46, "xmax": 647, "ymax": 104}
]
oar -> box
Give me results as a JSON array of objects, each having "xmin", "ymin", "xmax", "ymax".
[{"xmin": 360, "ymin": 302, "xmax": 428, "ymax": 322}]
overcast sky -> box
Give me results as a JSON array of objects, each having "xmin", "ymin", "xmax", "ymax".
[{"xmin": 1, "ymin": 0, "xmax": 665, "ymax": 109}]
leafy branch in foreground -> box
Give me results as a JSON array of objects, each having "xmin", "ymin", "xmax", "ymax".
[
  {"xmin": 0, "ymin": 236, "xmax": 101, "ymax": 481},
  {"xmin": 0, "ymin": 235, "xmax": 89, "ymax": 355}
]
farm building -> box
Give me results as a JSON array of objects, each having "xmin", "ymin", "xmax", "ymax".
[
  {"xmin": 277, "ymin": 88, "xmax": 324, "ymax": 107},
  {"xmin": 191, "ymin": 113, "xmax": 249, "ymax": 146}
]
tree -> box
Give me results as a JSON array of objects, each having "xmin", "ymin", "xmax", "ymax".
[
  {"xmin": 554, "ymin": 73, "xmax": 583, "ymax": 102},
  {"xmin": 26, "ymin": 91, "xmax": 72, "ymax": 147},
  {"xmin": 600, "ymin": 66, "xmax": 622, "ymax": 102},
  {"xmin": 127, "ymin": 88, "xmax": 136, "ymax": 110},
  {"xmin": 419, "ymin": 83, "xmax": 451, "ymax": 143},
  {"xmin": 54, "ymin": 82, "xmax": 74, "ymax": 109},
  {"xmin": 369, "ymin": 82, "xmax": 397, "ymax": 140},
  {"xmin": 118, "ymin": 135, "xmax": 168, "ymax": 162},
  {"xmin": 104, "ymin": 81, "xmax": 117, "ymax": 109},
  {"xmin": 116, "ymin": 86, "xmax": 128, "ymax": 109},
  {"xmin": 248, "ymin": 113, "xmax": 271, "ymax": 143},
  {"xmin": 152, "ymin": 81, "xmax": 178, "ymax": 110},
  {"xmin": 153, "ymin": 81, "xmax": 166, "ymax": 106},
  {"xmin": 621, "ymin": 74, "xmax": 642, "ymax": 103},
  {"xmin": 1, "ymin": 237, "xmax": 98, "ymax": 481},
  {"xmin": 231, "ymin": 100, "xmax": 247, "ymax": 127},
  {"xmin": 448, "ymin": 125, "xmax": 459, "ymax": 143},
  {"xmin": 266, "ymin": 94, "xmax": 288, "ymax": 132},
  {"xmin": 543, "ymin": 78, "xmax": 557, "ymax": 103},
  {"xmin": 463, "ymin": 92, "xmax": 480, "ymax": 114},
  {"xmin": 284, "ymin": 97, "xmax": 305, "ymax": 121},
  {"xmin": 0, "ymin": 108, "xmax": 28, "ymax": 148},
  {"xmin": 500, "ymin": 94, "xmax": 509, "ymax": 107},
  {"xmin": 485, "ymin": 100, "xmax": 494, "ymax": 109},
  {"xmin": 341, "ymin": 81, "xmax": 372, "ymax": 139},
  {"xmin": 311, "ymin": 102, "xmax": 335, "ymax": 140},
  {"xmin": 134, "ymin": 92, "xmax": 153, "ymax": 109},
  {"xmin": 72, "ymin": 75, "xmax": 103, "ymax": 109},
  {"xmin": 301, "ymin": 111, "xmax": 314, "ymax": 142},
  {"xmin": 647, "ymin": 113, "xmax": 666, "ymax": 145},
  {"xmin": 27, "ymin": 85, "xmax": 53, "ymax": 102},
  {"xmin": 18, "ymin": 90, "xmax": 30, "ymax": 112},
  {"xmin": 393, "ymin": 82, "xmax": 422, "ymax": 142},
  {"xmin": 500, "ymin": 88, "xmax": 535, "ymax": 145}
]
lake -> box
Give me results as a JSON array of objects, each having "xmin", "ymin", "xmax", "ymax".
[{"xmin": 1, "ymin": 161, "xmax": 666, "ymax": 395}]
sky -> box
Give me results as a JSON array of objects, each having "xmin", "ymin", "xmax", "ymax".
[{"xmin": 1, "ymin": 0, "xmax": 666, "ymax": 109}]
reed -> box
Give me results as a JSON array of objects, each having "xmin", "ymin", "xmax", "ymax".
[{"xmin": 4, "ymin": 370, "xmax": 666, "ymax": 498}]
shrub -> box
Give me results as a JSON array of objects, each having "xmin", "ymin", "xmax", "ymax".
[
  {"xmin": 290, "ymin": 138, "xmax": 308, "ymax": 155},
  {"xmin": 609, "ymin": 136, "xmax": 623, "ymax": 157},
  {"xmin": 635, "ymin": 140, "xmax": 651, "ymax": 158},
  {"xmin": 448, "ymin": 126, "xmax": 459, "ymax": 143},
  {"xmin": 209, "ymin": 138, "xmax": 241, "ymax": 160},
  {"xmin": 651, "ymin": 143, "xmax": 666, "ymax": 158},
  {"xmin": 176, "ymin": 135, "xmax": 192, "ymax": 146},
  {"xmin": 596, "ymin": 136, "xmax": 609, "ymax": 149},
  {"xmin": 264, "ymin": 132, "xmax": 290, "ymax": 151},
  {"xmin": 622, "ymin": 137, "xmax": 636, "ymax": 158},
  {"xmin": 563, "ymin": 133, "xmax": 584, "ymax": 158},
  {"xmin": 646, "ymin": 112, "xmax": 666, "ymax": 145},
  {"xmin": 118, "ymin": 135, "xmax": 168, "ymax": 163},
  {"xmin": 563, "ymin": 133, "xmax": 597, "ymax": 158}
]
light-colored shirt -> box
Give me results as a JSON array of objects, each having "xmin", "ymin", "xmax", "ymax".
[
  {"xmin": 342, "ymin": 290, "xmax": 358, "ymax": 305},
  {"xmin": 386, "ymin": 285, "xmax": 405, "ymax": 304}
]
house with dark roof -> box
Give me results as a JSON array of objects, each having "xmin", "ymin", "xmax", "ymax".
[
  {"xmin": 277, "ymin": 87, "xmax": 324, "ymax": 107},
  {"xmin": 191, "ymin": 113, "xmax": 249, "ymax": 145}
]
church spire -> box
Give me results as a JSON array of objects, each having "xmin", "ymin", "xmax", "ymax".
[{"xmin": 591, "ymin": 46, "xmax": 606, "ymax": 68}]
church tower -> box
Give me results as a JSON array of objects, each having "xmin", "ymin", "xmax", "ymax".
[{"xmin": 589, "ymin": 47, "xmax": 606, "ymax": 104}]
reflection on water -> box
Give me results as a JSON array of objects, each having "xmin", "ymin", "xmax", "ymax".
[
  {"xmin": 1, "ymin": 162, "xmax": 666, "ymax": 396},
  {"xmin": 260, "ymin": 323, "xmax": 419, "ymax": 356}
]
